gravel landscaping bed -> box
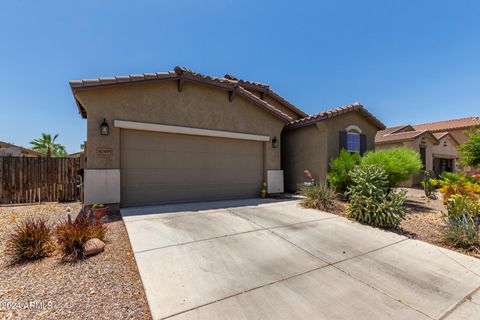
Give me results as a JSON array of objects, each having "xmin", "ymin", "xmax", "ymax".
[
  {"xmin": 0, "ymin": 202, "xmax": 151, "ymax": 320},
  {"xmin": 398, "ymin": 188, "xmax": 480, "ymax": 258},
  {"xmin": 326, "ymin": 188, "xmax": 480, "ymax": 258}
]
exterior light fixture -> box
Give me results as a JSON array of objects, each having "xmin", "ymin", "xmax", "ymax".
[
  {"xmin": 443, "ymin": 141, "xmax": 448, "ymax": 147},
  {"xmin": 100, "ymin": 118, "xmax": 109, "ymax": 136},
  {"xmin": 272, "ymin": 136, "xmax": 279, "ymax": 148}
]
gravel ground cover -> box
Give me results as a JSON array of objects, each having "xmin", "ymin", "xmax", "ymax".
[
  {"xmin": 398, "ymin": 187, "xmax": 480, "ymax": 258},
  {"xmin": 0, "ymin": 202, "xmax": 151, "ymax": 320},
  {"xmin": 328, "ymin": 187, "xmax": 479, "ymax": 258}
]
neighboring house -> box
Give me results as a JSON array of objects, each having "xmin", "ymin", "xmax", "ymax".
[
  {"xmin": 413, "ymin": 117, "xmax": 480, "ymax": 172},
  {"xmin": 282, "ymin": 104, "xmax": 385, "ymax": 192},
  {"xmin": 0, "ymin": 141, "xmax": 42, "ymax": 157},
  {"xmin": 413, "ymin": 116, "xmax": 480, "ymax": 145},
  {"xmin": 70, "ymin": 66, "xmax": 384, "ymax": 207},
  {"xmin": 375, "ymin": 125, "xmax": 460, "ymax": 186}
]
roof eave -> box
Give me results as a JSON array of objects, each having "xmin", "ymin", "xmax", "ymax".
[
  {"xmin": 69, "ymin": 69, "xmax": 292, "ymax": 123},
  {"xmin": 286, "ymin": 104, "xmax": 385, "ymax": 131}
]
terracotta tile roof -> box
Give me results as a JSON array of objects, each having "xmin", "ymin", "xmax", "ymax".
[
  {"xmin": 413, "ymin": 116, "xmax": 480, "ymax": 132},
  {"xmin": 222, "ymin": 73, "xmax": 307, "ymax": 117},
  {"xmin": 375, "ymin": 130, "xmax": 438, "ymax": 144},
  {"xmin": 377, "ymin": 125, "xmax": 416, "ymax": 136},
  {"xmin": 285, "ymin": 103, "xmax": 385, "ymax": 130},
  {"xmin": 223, "ymin": 73, "xmax": 269, "ymax": 89},
  {"xmin": 235, "ymin": 87, "xmax": 293, "ymax": 122},
  {"xmin": 433, "ymin": 132, "xmax": 449, "ymax": 140},
  {"xmin": 432, "ymin": 132, "xmax": 460, "ymax": 145},
  {"xmin": 70, "ymin": 66, "xmax": 305, "ymax": 121}
]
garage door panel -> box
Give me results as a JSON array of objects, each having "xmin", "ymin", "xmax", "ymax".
[
  {"xmin": 121, "ymin": 129, "xmax": 264, "ymax": 207},
  {"xmin": 123, "ymin": 182, "xmax": 260, "ymax": 206},
  {"xmin": 123, "ymin": 167, "xmax": 262, "ymax": 187}
]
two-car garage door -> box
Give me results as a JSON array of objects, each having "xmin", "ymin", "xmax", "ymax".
[{"xmin": 120, "ymin": 129, "xmax": 264, "ymax": 207}]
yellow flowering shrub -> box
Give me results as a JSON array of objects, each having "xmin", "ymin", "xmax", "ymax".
[{"xmin": 433, "ymin": 172, "xmax": 480, "ymax": 204}]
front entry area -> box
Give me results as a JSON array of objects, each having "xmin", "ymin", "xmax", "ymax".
[
  {"xmin": 120, "ymin": 129, "xmax": 264, "ymax": 207},
  {"xmin": 433, "ymin": 157, "xmax": 454, "ymax": 177}
]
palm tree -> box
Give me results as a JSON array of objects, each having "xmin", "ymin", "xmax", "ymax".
[{"xmin": 30, "ymin": 133, "xmax": 67, "ymax": 157}]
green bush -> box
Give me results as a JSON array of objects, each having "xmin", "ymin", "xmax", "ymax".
[
  {"xmin": 298, "ymin": 183, "xmax": 337, "ymax": 211},
  {"xmin": 459, "ymin": 128, "xmax": 480, "ymax": 167},
  {"xmin": 447, "ymin": 194, "xmax": 480, "ymax": 220},
  {"xmin": 7, "ymin": 217, "xmax": 54, "ymax": 260},
  {"xmin": 55, "ymin": 217, "xmax": 107, "ymax": 261},
  {"xmin": 346, "ymin": 164, "xmax": 407, "ymax": 228},
  {"xmin": 443, "ymin": 195, "xmax": 480, "ymax": 248},
  {"xmin": 361, "ymin": 147, "xmax": 422, "ymax": 187},
  {"xmin": 327, "ymin": 150, "xmax": 361, "ymax": 193}
]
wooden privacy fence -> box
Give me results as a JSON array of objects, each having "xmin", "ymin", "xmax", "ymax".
[{"xmin": 0, "ymin": 156, "xmax": 81, "ymax": 204}]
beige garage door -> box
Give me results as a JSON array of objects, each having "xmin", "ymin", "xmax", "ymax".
[{"xmin": 120, "ymin": 129, "xmax": 264, "ymax": 207}]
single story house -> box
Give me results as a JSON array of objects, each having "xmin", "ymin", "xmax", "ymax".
[
  {"xmin": 413, "ymin": 117, "xmax": 480, "ymax": 173},
  {"xmin": 282, "ymin": 104, "xmax": 385, "ymax": 192},
  {"xmin": 70, "ymin": 67, "xmax": 384, "ymax": 207},
  {"xmin": 0, "ymin": 141, "xmax": 42, "ymax": 157},
  {"xmin": 375, "ymin": 125, "xmax": 460, "ymax": 186},
  {"xmin": 413, "ymin": 117, "xmax": 480, "ymax": 145}
]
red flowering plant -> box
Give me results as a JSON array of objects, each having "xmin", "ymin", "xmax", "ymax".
[{"xmin": 304, "ymin": 170, "xmax": 315, "ymax": 185}]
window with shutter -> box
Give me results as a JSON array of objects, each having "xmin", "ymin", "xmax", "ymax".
[
  {"xmin": 339, "ymin": 131, "xmax": 347, "ymax": 151},
  {"xmin": 346, "ymin": 132, "xmax": 360, "ymax": 152}
]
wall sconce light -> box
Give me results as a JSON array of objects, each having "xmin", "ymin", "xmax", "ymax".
[
  {"xmin": 443, "ymin": 141, "xmax": 448, "ymax": 147},
  {"xmin": 272, "ymin": 136, "xmax": 279, "ymax": 148},
  {"xmin": 100, "ymin": 118, "xmax": 109, "ymax": 136}
]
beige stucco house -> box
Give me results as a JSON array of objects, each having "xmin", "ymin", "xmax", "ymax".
[
  {"xmin": 0, "ymin": 141, "xmax": 42, "ymax": 157},
  {"xmin": 413, "ymin": 117, "xmax": 480, "ymax": 145},
  {"xmin": 376, "ymin": 125, "xmax": 460, "ymax": 186},
  {"xmin": 70, "ymin": 67, "xmax": 384, "ymax": 207},
  {"xmin": 282, "ymin": 104, "xmax": 385, "ymax": 192},
  {"xmin": 413, "ymin": 117, "xmax": 480, "ymax": 173}
]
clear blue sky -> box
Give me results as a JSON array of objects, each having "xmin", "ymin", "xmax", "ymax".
[{"xmin": 1, "ymin": 1, "xmax": 479, "ymax": 153}]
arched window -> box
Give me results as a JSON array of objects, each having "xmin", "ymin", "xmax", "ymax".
[{"xmin": 345, "ymin": 125, "xmax": 362, "ymax": 152}]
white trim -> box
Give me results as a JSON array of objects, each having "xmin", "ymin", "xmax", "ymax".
[
  {"xmin": 114, "ymin": 120, "xmax": 270, "ymax": 142},
  {"xmin": 345, "ymin": 124, "xmax": 362, "ymax": 134}
]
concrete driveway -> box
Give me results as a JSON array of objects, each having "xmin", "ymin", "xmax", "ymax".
[{"xmin": 121, "ymin": 199, "xmax": 480, "ymax": 320}]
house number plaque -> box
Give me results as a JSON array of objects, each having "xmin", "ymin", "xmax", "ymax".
[{"xmin": 96, "ymin": 147, "xmax": 113, "ymax": 156}]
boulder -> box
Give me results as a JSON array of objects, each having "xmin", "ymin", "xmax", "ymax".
[{"xmin": 83, "ymin": 238, "xmax": 105, "ymax": 256}]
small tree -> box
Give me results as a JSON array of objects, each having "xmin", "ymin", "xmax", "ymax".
[
  {"xmin": 361, "ymin": 147, "xmax": 422, "ymax": 187},
  {"xmin": 30, "ymin": 133, "xmax": 67, "ymax": 157},
  {"xmin": 327, "ymin": 150, "xmax": 361, "ymax": 193},
  {"xmin": 459, "ymin": 128, "xmax": 480, "ymax": 168}
]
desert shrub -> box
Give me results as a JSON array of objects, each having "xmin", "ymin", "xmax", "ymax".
[
  {"xmin": 346, "ymin": 164, "xmax": 407, "ymax": 228},
  {"xmin": 443, "ymin": 195, "xmax": 480, "ymax": 248},
  {"xmin": 446, "ymin": 194, "xmax": 480, "ymax": 222},
  {"xmin": 360, "ymin": 147, "xmax": 422, "ymax": 187},
  {"xmin": 433, "ymin": 172, "xmax": 480, "ymax": 204},
  {"xmin": 298, "ymin": 183, "xmax": 337, "ymax": 211},
  {"xmin": 444, "ymin": 219, "xmax": 478, "ymax": 248},
  {"xmin": 7, "ymin": 217, "xmax": 54, "ymax": 260},
  {"xmin": 327, "ymin": 150, "xmax": 361, "ymax": 193},
  {"xmin": 55, "ymin": 217, "xmax": 107, "ymax": 261},
  {"xmin": 443, "ymin": 216, "xmax": 479, "ymax": 249}
]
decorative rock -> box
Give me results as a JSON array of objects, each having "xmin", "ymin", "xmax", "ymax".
[{"xmin": 83, "ymin": 238, "xmax": 105, "ymax": 256}]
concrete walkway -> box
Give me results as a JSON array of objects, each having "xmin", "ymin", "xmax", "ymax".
[{"xmin": 121, "ymin": 199, "xmax": 480, "ymax": 320}]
